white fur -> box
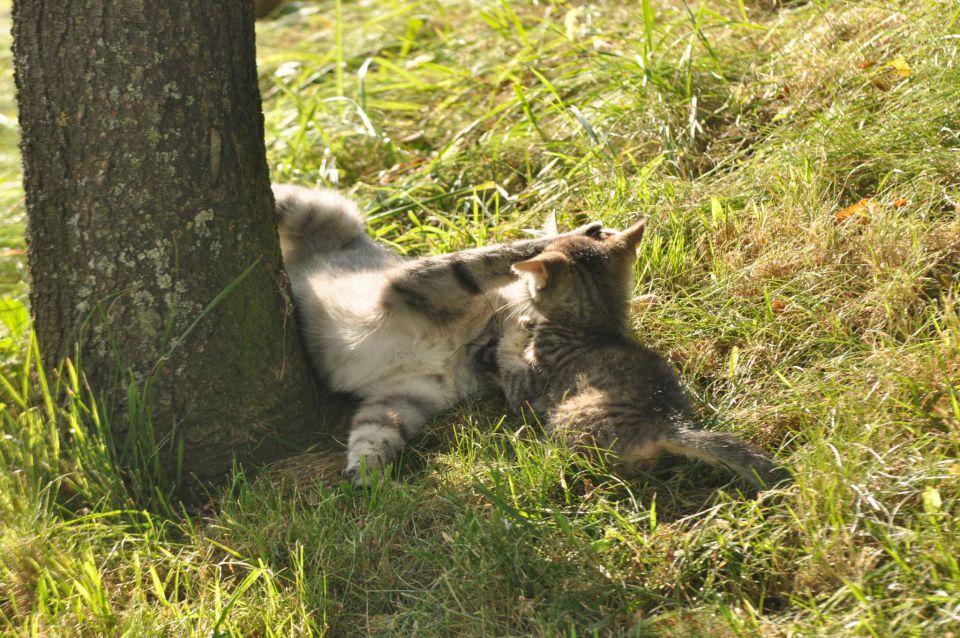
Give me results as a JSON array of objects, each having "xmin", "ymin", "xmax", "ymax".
[
  {"xmin": 345, "ymin": 423, "xmax": 406, "ymax": 478},
  {"xmin": 275, "ymin": 185, "xmax": 506, "ymax": 484},
  {"xmin": 292, "ymin": 266, "xmax": 493, "ymax": 404}
]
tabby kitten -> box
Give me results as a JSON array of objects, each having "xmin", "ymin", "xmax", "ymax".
[
  {"xmin": 494, "ymin": 219, "xmax": 788, "ymax": 488},
  {"xmin": 273, "ymin": 184, "xmax": 604, "ymax": 485}
]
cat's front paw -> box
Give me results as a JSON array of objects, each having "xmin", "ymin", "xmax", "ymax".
[
  {"xmin": 343, "ymin": 451, "xmax": 393, "ymax": 487},
  {"xmin": 344, "ymin": 425, "xmax": 403, "ymax": 486},
  {"xmin": 343, "ymin": 460, "xmax": 392, "ymax": 487}
]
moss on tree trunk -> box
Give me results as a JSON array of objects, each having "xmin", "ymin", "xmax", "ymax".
[{"xmin": 12, "ymin": 1, "xmax": 346, "ymax": 491}]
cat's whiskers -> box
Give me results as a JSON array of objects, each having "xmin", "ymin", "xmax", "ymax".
[
  {"xmin": 492, "ymin": 229, "xmax": 787, "ymax": 489},
  {"xmin": 498, "ymin": 297, "xmax": 533, "ymax": 323},
  {"xmin": 275, "ymin": 184, "xmax": 600, "ymax": 486}
]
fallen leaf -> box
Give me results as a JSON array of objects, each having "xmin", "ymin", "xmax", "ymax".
[
  {"xmin": 885, "ymin": 58, "xmax": 912, "ymax": 78},
  {"xmin": 922, "ymin": 486, "xmax": 942, "ymax": 514},
  {"xmin": 835, "ymin": 197, "xmax": 873, "ymax": 224},
  {"xmin": 893, "ymin": 198, "xmax": 908, "ymax": 209},
  {"xmin": 581, "ymin": 478, "xmax": 595, "ymax": 499},
  {"xmin": 634, "ymin": 293, "xmax": 660, "ymax": 307},
  {"xmin": 727, "ymin": 346, "xmax": 739, "ymax": 378},
  {"xmin": 869, "ymin": 58, "xmax": 912, "ymax": 91}
]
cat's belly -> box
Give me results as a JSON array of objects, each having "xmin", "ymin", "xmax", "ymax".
[
  {"xmin": 301, "ymin": 270, "xmax": 491, "ymax": 403},
  {"xmin": 329, "ymin": 323, "xmax": 489, "ymax": 404}
]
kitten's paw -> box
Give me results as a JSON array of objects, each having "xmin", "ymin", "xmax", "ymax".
[
  {"xmin": 343, "ymin": 451, "xmax": 393, "ymax": 487},
  {"xmin": 273, "ymin": 184, "xmax": 366, "ymax": 263}
]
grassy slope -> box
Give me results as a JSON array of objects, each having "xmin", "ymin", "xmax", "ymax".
[{"xmin": 1, "ymin": 0, "xmax": 959, "ymax": 635}]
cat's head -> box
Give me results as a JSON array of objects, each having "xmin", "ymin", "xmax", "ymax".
[{"xmin": 511, "ymin": 218, "xmax": 647, "ymax": 324}]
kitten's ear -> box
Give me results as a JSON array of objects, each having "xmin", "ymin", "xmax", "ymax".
[
  {"xmin": 616, "ymin": 217, "xmax": 647, "ymax": 253},
  {"xmin": 512, "ymin": 259, "xmax": 550, "ymax": 290},
  {"xmin": 512, "ymin": 252, "xmax": 567, "ymax": 290}
]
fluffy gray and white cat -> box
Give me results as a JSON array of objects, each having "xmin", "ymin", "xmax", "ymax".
[
  {"xmin": 273, "ymin": 184, "xmax": 604, "ymax": 484},
  {"xmin": 493, "ymin": 219, "xmax": 789, "ymax": 488}
]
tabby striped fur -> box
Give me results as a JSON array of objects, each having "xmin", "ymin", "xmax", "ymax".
[
  {"xmin": 274, "ymin": 184, "xmax": 603, "ymax": 484},
  {"xmin": 495, "ymin": 220, "xmax": 789, "ymax": 488}
]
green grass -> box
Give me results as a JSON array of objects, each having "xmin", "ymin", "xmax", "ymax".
[{"xmin": 2, "ymin": 0, "xmax": 959, "ymax": 635}]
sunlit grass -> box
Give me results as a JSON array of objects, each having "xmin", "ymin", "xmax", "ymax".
[
  {"xmin": 0, "ymin": 0, "xmax": 958, "ymax": 635},
  {"xmin": 0, "ymin": 0, "xmax": 25, "ymax": 304}
]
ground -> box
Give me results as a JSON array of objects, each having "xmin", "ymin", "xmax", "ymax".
[{"xmin": 1, "ymin": 1, "xmax": 958, "ymax": 636}]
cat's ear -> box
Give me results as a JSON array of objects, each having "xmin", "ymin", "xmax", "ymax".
[
  {"xmin": 512, "ymin": 252, "xmax": 567, "ymax": 290},
  {"xmin": 616, "ymin": 217, "xmax": 647, "ymax": 253},
  {"xmin": 512, "ymin": 259, "xmax": 550, "ymax": 290}
]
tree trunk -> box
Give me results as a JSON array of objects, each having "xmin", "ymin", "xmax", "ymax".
[{"xmin": 12, "ymin": 1, "xmax": 345, "ymax": 489}]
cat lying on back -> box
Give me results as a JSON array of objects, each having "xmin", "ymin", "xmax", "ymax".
[
  {"xmin": 273, "ymin": 184, "xmax": 604, "ymax": 485},
  {"xmin": 493, "ymin": 218, "xmax": 788, "ymax": 488}
]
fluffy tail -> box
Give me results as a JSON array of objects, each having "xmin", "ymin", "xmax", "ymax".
[
  {"xmin": 273, "ymin": 184, "xmax": 366, "ymax": 267},
  {"xmin": 660, "ymin": 428, "xmax": 790, "ymax": 489}
]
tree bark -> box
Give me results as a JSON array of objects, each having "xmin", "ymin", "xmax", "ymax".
[{"xmin": 12, "ymin": 1, "xmax": 345, "ymax": 489}]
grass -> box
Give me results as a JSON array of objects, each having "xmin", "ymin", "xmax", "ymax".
[{"xmin": 1, "ymin": 0, "xmax": 959, "ymax": 635}]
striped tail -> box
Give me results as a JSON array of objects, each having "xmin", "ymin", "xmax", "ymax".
[
  {"xmin": 660, "ymin": 427, "xmax": 790, "ymax": 488},
  {"xmin": 273, "ymin": 184, "xmax": 366, "ymax": 267}
]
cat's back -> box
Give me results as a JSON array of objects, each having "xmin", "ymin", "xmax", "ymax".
[
  {"xmin": 542, "ymin": 329, "xmax": 691, "ymax": 417},
  {"xmin": 602, "ymin": 340, "xmax": 686, "ymax": 400}
]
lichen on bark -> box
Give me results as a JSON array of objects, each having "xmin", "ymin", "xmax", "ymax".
[{"xmin": 12, "ymin": 0, "xmax": 347, "ymax": 491}]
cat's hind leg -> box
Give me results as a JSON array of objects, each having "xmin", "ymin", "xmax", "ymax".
[{"xmin": 345, "ymin": 393, "xmax": 440, "ymax": 486}]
